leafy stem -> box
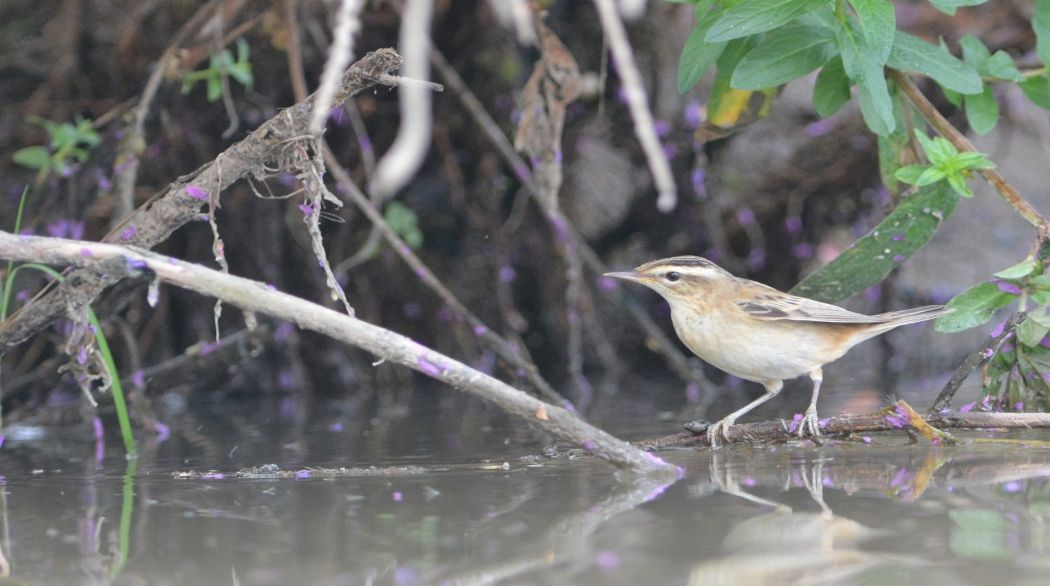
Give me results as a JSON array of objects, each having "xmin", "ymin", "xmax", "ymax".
[{"xmin": 888, "ymin": 68, "xmax": 1050, "ymax": 236}]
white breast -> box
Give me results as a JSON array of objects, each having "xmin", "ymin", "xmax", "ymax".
[{"xmin": 670, "ymin": 307, "xmax": 849, "ymax": 383}]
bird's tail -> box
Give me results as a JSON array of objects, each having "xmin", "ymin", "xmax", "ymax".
[{"xmin": 868, "ymin": 305, "xmax": 953, "ymax": 333}]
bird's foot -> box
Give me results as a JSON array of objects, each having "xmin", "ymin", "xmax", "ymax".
[
  {"xmin": 706, "ymin": 417, "xmax": 736, "ymax": 448},
  {"xmin": 797, "ymin": 408, "xmax": 825, "ymax": 445}
]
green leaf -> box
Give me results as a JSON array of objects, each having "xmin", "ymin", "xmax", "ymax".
[
  {"xmin": 964, "ymin": 84, "xmax": 999, "ymax": 135},
  {"xmin": 813, "ymin": 57, "xmax": 851, "ymax": 117},
  {"xmin": 706, "ymin": 0, "xmax": 830, "ymax": 42},
  {"xmin": 877, "ymin": 90, "xmax": 915, "ymax": 194},
  {"xmin": 384, "ymin": 202, "xmax": 424, "ymax": 249},
  {"xmin": 206, "ymin": 76, "xmax": 223, "ymax": 102},
  {"xmin": 791, "ymin": 182, "xmax": 959, "ymax": 302},
  {"xmin": 929, "ymin": 0, "xmax": 990, "ymax": 16},
  {"xmin": 1017, "ymin": 311, "xmax": 1050, "ymax": 348},
  {"xmin": 959, "ymin": 35, "xmax": 991, "ymax": 71},
  {"xmin": 935, "ymin": 281, "xmax": 1016, "ymax": 332},
  {"xmin": 856, "ymin": 67, "xmax": 895, "ymax": 136},
  {"xmin": 915, "ymin": 132, "xmax": 956, "ymax": 164},
  {"xmin": 836, "ymin": 20, "xmax": 868, "ymax": 81},
  {"xmin": 894, "ymin": 164, "xmax": 929, "ymax": 184},
  {"xmin": 678, "ymin": 5, "xmax": 727, "ymax": 93},
  {"xmin": 942, "ymin": 87, "xmax": 963, "ymax": 108},
  {"xmin": 1019, "ymin": 76, "xmax": 1050, "ymax": 109},
  {"xmin": 707, "ymin": 37, "xmax": 763, "ymax": 129},
  {"xmin": 1030, "ymin": 274, "xmax": 1050, "ymax": 305},
  {"xmin": 1035, "ymin": 0, "xmax": 1050, "ymax": 67},
  {"xmin": 993, "ymin": 259, "xmax": 1038, "ymax": 280},
  {"xmin": 12, "ymin": 146, "xmax": 52, "ymax": 170},
  {"xmin": 731, "ymin": 25, "xmax": 835, "ymax": 89},
  {"xmin": 888, "ymin": 31, "xmax": 982, "ymax": 94},
  {"xmin": 848, "ymin": 0, "xmax": 894, "ymax": 64},
  {"xmin": 915, "ymin": 166, "xmax": 946, "ymax": 186},
  {"xmin": 986, "ymin": 52, "xmax": 1023, "ymax": 81},
  {"xmin": 945, "ymin": 173, "xmax": 974, "ymax": 198},
  {"xmin": 954, "ymin": 151, "xmax": 996, "ymax": 170}
]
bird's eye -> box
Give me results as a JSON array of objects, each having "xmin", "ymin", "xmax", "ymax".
[{"xmin": 665, "ymin": 271, "xmax": 681, "ymax": 282}]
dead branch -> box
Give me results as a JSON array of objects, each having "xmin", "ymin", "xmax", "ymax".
[
  {"xmin": 636, "ymin": 402, "xmax": 1050, "ymax": 450},
  {"xmin": 0, "ymin": 231, "xmax": 678, "ymax": 475}
]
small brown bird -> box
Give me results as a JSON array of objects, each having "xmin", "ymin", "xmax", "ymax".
[{"xmin": 606, "ymin": 256, "xmax": 951, "ymax": 447}]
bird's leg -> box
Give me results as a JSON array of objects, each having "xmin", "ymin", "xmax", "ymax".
[
  {"xmin": 798, "ymin": 368, "xmax": 824, "ymax": 442},
  {"xmin": 707, "ymin": 380, "xmax": 783, "ymax": 448}
]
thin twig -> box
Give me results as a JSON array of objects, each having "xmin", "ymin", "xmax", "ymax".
[
  {"xmin": 427, "ymin": 45, "xmax": 715, "ymax": 395},
  {"xmin": 0, "ymin": 231, "xmax": 677, "ymax": 475},
  {"xmin": 370, "ymin": 0, "xmax": 435, "ymax": 201},
  {"xmin": 930, "ymin": 312, "xmax": 1027, "ymax": 412},
  {"xmin": 888, "ymin": 69, "xmax": 1050, "ymax": 236},
  {"xmin": 592, "ymin": 0, "xmax": 677, "ymax": 212},
  {"xmin": 307, "ymin": 0, "xmax": 364, "ymax": 136},
  {"xmin": 321, "ymin": 144, "xmax": 575, "ymax": 411},
  {"xmin": 111, "ymin": 0, "xmax": 229, "ymax": 223}
]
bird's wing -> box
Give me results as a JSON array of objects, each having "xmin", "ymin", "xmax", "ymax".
[{"xmin": 737, "ymin": 289, "xmax": 889, "ymax": 324}]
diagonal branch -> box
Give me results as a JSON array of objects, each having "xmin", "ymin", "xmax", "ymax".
[
  {"xmin": 888, "ymin": 68, "xmax": 1050, "ymax": 236},
  {"xmin": 0, "ymin": 231, "xmax": 677, "ymax": 475}
]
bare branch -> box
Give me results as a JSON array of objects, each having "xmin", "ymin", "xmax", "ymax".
[
  {"xmin": 370, "ymin": 0, "xmax": 435, "ymax": 201},
  {"xmin": 592, "ymin": 0, "xmax": 677, "ymax": 211},
  {"xmin": 0, "ymin": 231, "xmax": 677, "ymax": 475},
  {"xmin": 307, "ymin": 0, "xmax": 365, "ymax": 136}
]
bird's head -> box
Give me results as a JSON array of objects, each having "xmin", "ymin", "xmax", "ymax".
[{"xmin": 604, "ymin": 256, "xmax": 731, "ymax": 304}]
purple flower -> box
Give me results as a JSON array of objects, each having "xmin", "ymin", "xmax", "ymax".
[
  {"xmin": 959, "ymin": 401, "xmax": 975, "ymax": 413},
  {"xmin": 498, "ymin": 265, "xmax": 516, "ymax": 283},
  {"xmin": 784, "ymin": 216, "xmax": 803, "ymax": 234},
  {"xmin": 892, "ymin": 233, "xmax": 905, "ymax": 241},
  {"xmin": 417, "ymin": 356, "xmax": 442, "ymax": 377},
  {"xmin": 392, "ymin": 491, "xmax": 403, "ymax": 502},
  {"xmin": 805, "ymin": 119, "xmax": 836, "ymax": 137},
  {"xmin": 990, "ymin": 320, "xmax": 1007, "ymax": 338},
  {"xmin": 691, "ymin": 168, "xmax": 707, "ymax": 198},
  {"xmin": 185, "ymin": 185, "xmax": 209, "ymax": 201},
  {"xmin": 473, "ymin": 325, "xmax": 488, "ymax": 336},
  {"xmin": 275, "ymin": 321, "xmax": 295, "ymax": 343},
  {"xmin": 683, "ymin": 100, "xmax": 703, "ymax": 129},
  {"xmin": 792, "ymin": 243, "xmax": 814, "ymax": 259},
  {"xmin": 996, "ymin": 281, "xmax": 1022, "ymax": 295},
  {"xmin": 596, "ymin": 550, "xmax": 621, "ymax": 571},
  {"xmin": 736, "ymin": 207, "xmax": 756, "ymax": 225},
  {"xmin": 893, "ymin": 255, "xmax": 906, "ymax": 262},
  {"xmin": 120, "ymin": 224, "xmax": 137, "ymax": 241}
]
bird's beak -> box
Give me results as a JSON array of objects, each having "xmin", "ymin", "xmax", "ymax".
[{"xmin": 604, "ymin": 270, "xmax": 645, "ymax": 282}]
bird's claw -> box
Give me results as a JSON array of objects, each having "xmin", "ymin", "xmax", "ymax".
[
  {"xmin": 706, "ymin": 417, "xmax": 735, "ymax": 448},
  {"xmin": 797, "ymin": 410, "xmax": 825, "ymax": 445}
]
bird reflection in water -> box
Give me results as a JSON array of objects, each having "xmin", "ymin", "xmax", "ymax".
[{"xmin": 689, "ymin": 453, "xmax": 918, "ymax": 585}]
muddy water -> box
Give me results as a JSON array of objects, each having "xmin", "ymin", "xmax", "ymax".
[{"xmin": 0, "ymin": 395, "xmax": 1048, "ymax": 585}]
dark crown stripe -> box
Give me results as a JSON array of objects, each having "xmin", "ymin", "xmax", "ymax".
[{"xmin": 638, "ymin": 256, "xmax": 715, "ymax": 272}]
